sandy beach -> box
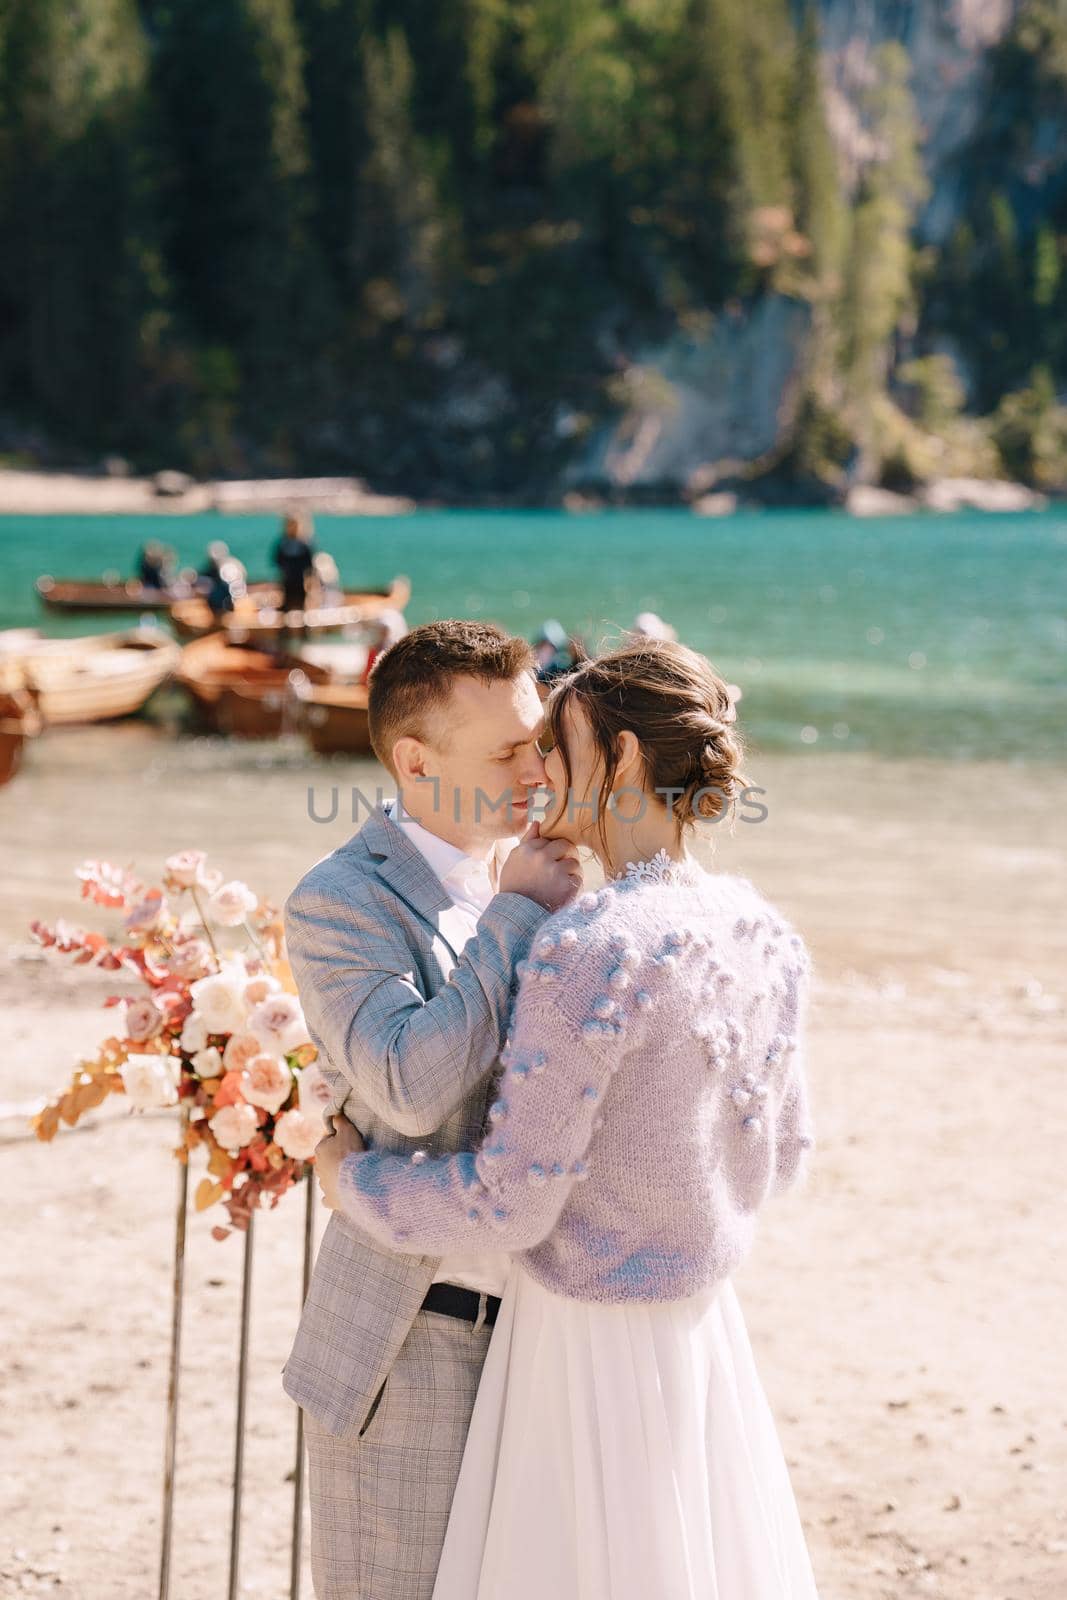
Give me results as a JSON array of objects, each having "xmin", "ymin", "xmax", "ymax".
[
  {"xmin": 0, "ymin": 468, "xmax": 415, "ymax": 518},
  {"xmin": 1, "ymin": 729, "xmax": 1064, "ymax": 1599}
]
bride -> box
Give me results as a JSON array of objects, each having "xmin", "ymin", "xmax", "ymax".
[{"xmin": 315, "ymin": 637, "xmax": 822, "ymax": 1598}]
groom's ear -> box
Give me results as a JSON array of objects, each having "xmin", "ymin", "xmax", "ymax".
[{"xmin": 393, "ymin": 734, "xmax": 430, "ymax": 784}]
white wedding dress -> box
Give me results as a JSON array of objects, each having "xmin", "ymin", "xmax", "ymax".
[{"xmin": 431, "ymin": 1258, "xmax": 822, "ymax": 1599}]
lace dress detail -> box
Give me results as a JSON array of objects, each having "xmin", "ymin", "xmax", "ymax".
[{"xmin": 610, "ymin": 847, "xmax": 705, "ymax": 889}]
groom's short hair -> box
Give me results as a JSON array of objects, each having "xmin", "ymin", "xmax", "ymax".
[{"xmin": 368, "ymin": 619, "xmax": 536, "ymax": 774}]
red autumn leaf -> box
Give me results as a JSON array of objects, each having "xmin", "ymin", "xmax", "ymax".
[
  {"xmin": 211, "ymin": 1071, "xmax": 247, "ymax": 1109},
  {"xmin": 246, "ymin": 1142, "xmax": 270, "ymax": 1174}
]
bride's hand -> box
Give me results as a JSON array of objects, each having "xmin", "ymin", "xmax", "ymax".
[{"xmin": 314, "ymin": 1114, "xmax": 366, "ymax": 1210}]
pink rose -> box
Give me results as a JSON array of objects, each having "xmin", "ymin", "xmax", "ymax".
[
  {"xmin": 222, "ymin": 1031, "xmax": 263, "ymax": 1074},
  {"xmin": 164, "ymin": 850, "xmax": 209, "ymax": 889},
  {"xmin": 209, "ymin": 1102, "xmax": 259, "ymax": 1151},
  {"xmin": 241, "ymin": 1055, "xmax": 293, "ymax": 1115},
  {"xmin": 273, "ymin": 1108, "xmax": 321, "ymax": 1162},
  {"xmin": 123, "ymin": 996, "xmax": 165, "ymax": 1042},
  {"xmin": 207, "ymin": 880, "xmax": 258, "ymax": 928},
  {"xmin": 169, "ymin": 934, "xmax": 213, "ymax": 981},
  {"xmin": 124, "ymin": 892, "xmax": 166, "ymax": 939},
  {"xmin": 243, "ymin": 974, "xmax": 281, "ymax": 1006}
]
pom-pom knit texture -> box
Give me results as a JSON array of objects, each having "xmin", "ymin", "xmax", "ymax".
[{"xmin": 337, "ymin": 851, "xmax": 815, "ymax": 1304}]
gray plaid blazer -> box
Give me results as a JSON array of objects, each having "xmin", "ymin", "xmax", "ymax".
[{"xmin": 281, "ymin": 802, "xmax": 547, "ymax": 1439}]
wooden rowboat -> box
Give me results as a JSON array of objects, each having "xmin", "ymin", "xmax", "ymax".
[
  {"xmin": 0, "ymin": 663, "xmax": 43, "ymax": 786},
  {"xmin": 0, "ymin": 628, "xmax": 48, "ymax": 655},
  {"xmin": 293, "ymin": 681, "xmax": 373, "ymax": 756},
  {"xmin": 168, "ymin": 575, "xmax": 411, "ymax": 643},
  {"xmin": 176, "ymin": 634, "xmax": 334, "ymax": 738},
  {"xmin": 6, "ymin": 629, "xmax": 180, "ymax": 724},
  {"xmin": 35, "ymin": 575, "xmax": 198, "ymax": 613}
]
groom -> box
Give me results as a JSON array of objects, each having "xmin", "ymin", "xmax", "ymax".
[{"xmin": 282, "ymin": 619, "xmax": 581, "ymax": 1599}]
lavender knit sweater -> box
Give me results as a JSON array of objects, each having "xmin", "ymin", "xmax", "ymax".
[{"xmin": 336, "ymin": 849, "xmax": 815, "ymax": 1303}]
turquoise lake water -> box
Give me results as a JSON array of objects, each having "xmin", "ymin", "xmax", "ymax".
[{"xmin": 1, "ymin": 507, "xmax": 1065, "ymax": 762}]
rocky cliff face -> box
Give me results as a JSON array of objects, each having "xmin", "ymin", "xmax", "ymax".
[
  {"xmin": 565, "ymin": 0, "xmax": 1021, "ymax": 501},
  {"xmin": 818, "ymin": 0, "xmax": 1018, "ymax": 241},
  {"xmin": 565, "ymin": 296, "xmax": 812, "ymax": 496}
]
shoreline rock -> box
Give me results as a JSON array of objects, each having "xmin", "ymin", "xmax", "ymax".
[
  {"xmin": 917, "ymin": 477, "xmax": 1049, "ymax": 512},
  {"xmin": 845, "ymin": 485, "xmax": 920, "ymax": 516}
]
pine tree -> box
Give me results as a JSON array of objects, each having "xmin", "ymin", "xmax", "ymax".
[
  {"xmin": 840, "ymin": 42, "xmax": 928, "ymax": 449},
  {"xmin": 790, "ymin": 3, "xmax": 845, "ymax": 287},
  {"xmin": 355, "ymin": 25, "xmax": 459, "ymax": 329},
  {"xmin": 0, "ymin": 0, "xmax": 166, "ymax": 449},
  {"xmin": 145, "ymin": 0, "xmax": 332, "ymax": 461}
]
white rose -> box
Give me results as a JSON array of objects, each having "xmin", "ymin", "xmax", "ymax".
[
  {"xmin": 189, "ymin": 961, "xmax": 248, "ymax": 1034},
  {"xmin": 209, "ymin": 1102, "xmax": 259, "ymax": 1151},
  {"xmin": 120, "ymin": 1052, "xmax": 180, "ymax": 1110},
  {"xmin": 192, "ymin": 1046, "xmax": 224, "ymax": 1080},
  {"xmin": 179, "ymin": 1013, "xmax": 208, "ymax": 1054},
  {"xmin": 273, "ymin": 1108, "xmax": 322, "ymax": 1162},
  {"xmin": 207, "ymin": 880, "xmax": 259, "ymax": 928},
  {"xmin": 247, "ymin": 993, "xmax": 309, "ymax": 1057}
]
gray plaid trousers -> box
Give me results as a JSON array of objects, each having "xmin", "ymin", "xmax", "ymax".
[{"xmin": 303, "ymin": 1307, "xmax": 494, "ymax": 1600}]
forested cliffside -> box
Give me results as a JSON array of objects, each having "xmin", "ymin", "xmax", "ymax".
[{"xmin": 1, "ymin": 0, "xmax": 1065, "ymax": 502}]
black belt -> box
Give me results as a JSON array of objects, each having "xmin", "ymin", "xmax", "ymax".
[{"xmin": 421, "ymin": 1281, "xmax": 501, "ymax": 1327}]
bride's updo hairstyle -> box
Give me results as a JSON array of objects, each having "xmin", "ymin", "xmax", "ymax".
[{"xmin": 543, "ymin": 637, "xmax": 748, "ymax": 844}]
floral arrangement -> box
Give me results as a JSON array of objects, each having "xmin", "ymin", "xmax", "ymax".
[{"xmin": 30, "ymin": 850, "xmax": 331, "ymax": 1239}]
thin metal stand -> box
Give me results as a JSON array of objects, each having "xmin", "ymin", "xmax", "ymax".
[
  {"xmin": 157, "ymin": 1151, "xmax": 316, "ymax": 1598},
  {"xmin": 289, "ymin": 1175, "xmax": 316, "ymax": 1599},
  {"xmin": 159, "ymin": 1105, "xmax": 191, "ymax": 1600},
  {"xmin": 227, "ymin": 1209, "xmax": 255, "ymax": 1600}
]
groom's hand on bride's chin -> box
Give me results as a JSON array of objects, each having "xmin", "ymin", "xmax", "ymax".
[{"xmin": 499, "ymin": 820, "xmax": 582, "ymax": 913}]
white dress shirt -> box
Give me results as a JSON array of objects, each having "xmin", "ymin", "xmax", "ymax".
[{"xmin": 387, "ymin": 801, "xmax": 515, "ymax": 1300}]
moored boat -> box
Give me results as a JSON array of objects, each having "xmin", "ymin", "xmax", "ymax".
[
  {"xmin": 0, "ymin": 663, "xmax": 43, "ymax": 786},
  {"xmin": 176, "ymin": 634, "xmax": 333, "ymax": 737},
  {"xmin": 293, "ymin": 680, "xmax": 373, "ymax": 756},
  {"xmin": 35, "ymin": 575, "xmax": 198, "ymax": 614},
  {"xmin": 167, "ymin": 575, "xmax": 411, "ymax": 643},
  {"xmin": 5, "ymin": 628, "xmax": 180, "ymax": 724},
  {"xmin": 0, "ymin": 628, "xmax": 47, "ymax": 655}
]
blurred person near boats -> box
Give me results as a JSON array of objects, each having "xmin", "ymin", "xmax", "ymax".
[
  {"xmin": 360, "ymin": 609, "xmax": 409, "ymax": 683},
  {"xmin": 272, "ymin": 510, "xmax": 317, "ymax": 613},
  {"xmin": 197, "ymin": 541, "xmax": 246, "ymax": 617},
  {"xmin": 532, "ymin": 619, "xmax": 582, "ymax": 683},
  {"xmin": 312, "ymin": 550, "xmax": 343, "ymax": 609},
  {"xmin": 136, "ymin": 541, "xmax": 177, "ymax": 592},
  {"xmin": 629, "ymin": 610, "xmax": 678, "ymax": 643}
]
